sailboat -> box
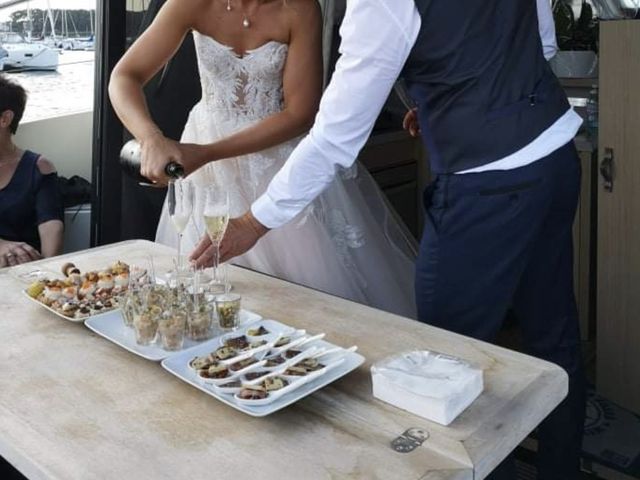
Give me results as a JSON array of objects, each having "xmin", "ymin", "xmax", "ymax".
[
  {"xmin": 0, "ymin": 1, "xmax": 59, "ymax": 71},
  {"xmin": 48, "ymin": 6, "xmax": 94, "ymax": 51}
]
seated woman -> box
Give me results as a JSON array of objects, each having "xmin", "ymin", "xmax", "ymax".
[{"xmin": 0, "ymin": 75, "xmax": 63, "ymax": 268}]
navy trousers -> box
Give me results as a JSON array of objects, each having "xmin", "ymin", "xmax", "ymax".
[{"xmin": 416, "ymin": 142, "xmax": 586, "ymax": 480}]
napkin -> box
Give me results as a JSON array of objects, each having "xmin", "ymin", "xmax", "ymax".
[{"xmin": 371, "ymin": 351, "xmax": 483, "ymax": 426}]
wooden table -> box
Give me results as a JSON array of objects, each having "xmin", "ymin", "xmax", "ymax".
[{"xmin": 0, "ymin": 241, "xmax": 567, "ymax": 480}]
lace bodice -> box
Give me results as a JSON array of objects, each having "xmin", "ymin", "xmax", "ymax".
[{"xmin": 193, "ymin": 32, "xmax": 289, "ymax": 121}]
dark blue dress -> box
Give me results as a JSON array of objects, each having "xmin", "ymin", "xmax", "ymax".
[{"xmin": 0, "ymin": 150, "xmax": 63, "ymax": 251}]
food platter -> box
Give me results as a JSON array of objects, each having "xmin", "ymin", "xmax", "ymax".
[
  {"xmin": 20, "ymin": 259, "xmax": 365, "ymax": 414},
  {"xmin": 162, "ymin": 319, "xmax": 364, "ymax": 417},
  {"xmin": 23, "ymin": 290, "xmax": 118, "ymax": 323},
  {"xmin": 21, "ymin": 260, "xmax": 140, "ymax": 322}
]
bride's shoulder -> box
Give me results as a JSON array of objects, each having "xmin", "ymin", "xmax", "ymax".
[
  {"xmin": 161, "ymin": 0, "xmax": 216, "ymax": 25},
  {"xmin": 282, "ymin": 0, "xmax": 321, "ymax": 25},
  {"xmin": 165, "ymin": 0, "xmax": 210, "ymax": 13}
]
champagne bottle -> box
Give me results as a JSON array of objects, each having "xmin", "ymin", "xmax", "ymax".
[{"xmin": 119, "ymin": 139, "xmax": 185, "ymax": 184}]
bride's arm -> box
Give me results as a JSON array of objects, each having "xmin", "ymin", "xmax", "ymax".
[
  {"xmin": 195, "ymin": 0, "xmax": 323, "ymax": 166},
  {"xmin": 108, "ymin": 0, "xmax": 194, "ymax": 181}
]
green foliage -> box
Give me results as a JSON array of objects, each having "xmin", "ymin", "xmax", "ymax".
[{"xmin": 553, "ymin": 0, "xmax": 599, "ymax": 52}]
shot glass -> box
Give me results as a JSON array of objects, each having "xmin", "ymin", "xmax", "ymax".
[
  {"xmin": 121, "ymin": 287, "xmax": 145, "ymax": 328},
  {"xmin": 187, "ymin": 301, "xmax": 214, "ymax": 341},
  {"xmin": 133, "ymin": 304, "xmax": 162, "ymax": 345},
  {"xmin": 215, "ymin": 293, "xmax": 241, "ymax": 331},
  {"xmin": 158, "ymin": 309, "xmax": 187, "ymax": 351},
  {"xmin": 145, "ymin": 284, "xmax": 168, "ymax": 310}
]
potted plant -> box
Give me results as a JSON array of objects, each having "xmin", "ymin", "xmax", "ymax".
[{"xmin": 550, "ymin": 0, "xmax": 599, "ymax": 78}]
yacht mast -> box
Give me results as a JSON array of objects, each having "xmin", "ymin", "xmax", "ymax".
[
  {"xmin": 25, "ymin": 0, "xmax": 31, "ymax": 41},
  {"xmin": 46, "ymin": 0, "xmax": 55, "ymax": 40}
]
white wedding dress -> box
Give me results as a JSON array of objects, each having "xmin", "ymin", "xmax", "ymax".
[{"xmin": 156, "ymin": 32, "xmax": 417, "ymax": 318}]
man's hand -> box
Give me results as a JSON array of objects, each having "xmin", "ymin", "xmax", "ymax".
[
  {"xmin": 188, "ymin": 211, "xmax": 269, "ymax": 268},
  {"xmin": 402, "ymin": 108, "xmax": 420, "ymax": 137},
  {"xmin": 0, "ymin": 240, "xmax": 42, "ymax": 268}
]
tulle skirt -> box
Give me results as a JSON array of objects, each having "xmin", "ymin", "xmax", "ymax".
[{"xmin": 156, "ymin": 102, "xmax": 418, "ymax": 318}]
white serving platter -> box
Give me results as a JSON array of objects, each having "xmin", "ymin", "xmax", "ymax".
[
  {"xmin": 22, "ymin": 290, "xmax": 118, "ymax": 323},
  {"xmin": 84, "ymin": 309, "xmax": 262, "ymax": 362},
  {"xmin": 161, "ymin": 319, "xmax": 365, "ymax": 417}
]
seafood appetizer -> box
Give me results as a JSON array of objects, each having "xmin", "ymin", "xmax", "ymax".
[
  {"xmin": 229, "ymin": 358, "xmax": 259, "ymax": 372},
  {"xmin": 224, "ymin": 336, "xmax": 250, "ymax": 350},
  {"xmin": 198, "ymin": 363, "xmax": 231, "ymax": 380},
  {"xmin": 246, "ymin": 326, "xmax": 269, "ymax": 337},
  {"xmin": 282, "ymin": 349, "xmax": 302, "ymax": 360},
  {"xmin": 237, "ymin": 385, "xmax": 269, "ymax": 400},
  {"xmin": 284, "ymin": 358, "xmax": 325, "ymax": 376},
  {"xmin": 236, "ymin": 377, "xmax": 290, "ymax": 401},
  {"xmin": 244, "ymin": 370, "xmax": 270, "ymax": 381},
  {"xmin": 189, "ymin": 354, "xmax": 218, "ymax": 371},
  {"xmin": 26, "ymin": 261, "xmax": 140, "ymax": 319},
  {"xmin": 264, "ymin": 356, "xmax": 287, "ymax": 368},
  {"xmin": 215, "ymin": 346, "xmax": 239, "ymax": 361}
]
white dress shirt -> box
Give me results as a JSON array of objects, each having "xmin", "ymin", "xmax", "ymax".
[{"xmin": 252, "ymin": 0, "xmax": 581, "ymax": 229}]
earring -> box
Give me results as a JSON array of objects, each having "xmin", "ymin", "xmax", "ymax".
[{"xmin": 226, "ymin": 0, "xmax": 232, "ymax": 11}]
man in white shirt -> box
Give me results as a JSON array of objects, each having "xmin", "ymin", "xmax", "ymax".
[{"xmin": 191, "ymin": 1, "xmax": 585, "ymax": 478}]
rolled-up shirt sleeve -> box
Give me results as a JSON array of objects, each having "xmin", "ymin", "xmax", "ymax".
[
  {"xmin": 537, "ymin": 0, "xmax": 558, "ymax": 60},
  {"xmin": 251, "ymin": 0, "xmax": 421, "ymax": 229}
]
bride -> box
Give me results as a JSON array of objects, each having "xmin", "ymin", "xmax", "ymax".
[{"xmin": 109, "ymin": 0, "xmax": 417, "ymax": 318}]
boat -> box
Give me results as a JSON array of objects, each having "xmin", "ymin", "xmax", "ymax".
[
  {"xmin": 55, "ymin": 34, "xmax": 94, "ymax": 51},
  {"xmin": 0, "ymin": 31, "xmax": 59, "ymax": 71}
]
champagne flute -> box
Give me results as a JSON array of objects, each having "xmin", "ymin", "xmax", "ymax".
[
  {"xmin": 168, "ymin": 179, "xmax": 194, "ymax": 279},
  {"xmin": 201, "ymin": 185, "xmax": 230, "ymax": 294}
]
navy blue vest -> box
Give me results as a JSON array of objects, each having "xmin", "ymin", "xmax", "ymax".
[{"xmin": 403, "ymin": 0, "xmax": 570, "ymax": 174}]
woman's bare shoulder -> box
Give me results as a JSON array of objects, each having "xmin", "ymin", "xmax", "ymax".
[
  {"xmin": 161, "ymin": 0, "xmax": 209, "ymax": 24},
  {"xmin": 36, "ymin": 156, "xmax": 57, "ymax": 175},
  {"xmin": 283, "ymin": 0, "xmax": 321, "ymax": 31},
  {"xmin": 284, "ymin": 0, "xmax": 321, "ymax": 19}
]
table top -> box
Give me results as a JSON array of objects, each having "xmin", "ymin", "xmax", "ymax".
[{"xmin": 0, "ymin": 240, "xmax": 567, "ymax": 480}]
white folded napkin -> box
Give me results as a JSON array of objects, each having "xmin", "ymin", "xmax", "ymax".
[{"xmin": 371, "ymin": 351, "xmax": 483, "ymax": 426}]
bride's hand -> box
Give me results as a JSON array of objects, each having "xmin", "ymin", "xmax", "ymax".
[
  {"xmin": 176, "ymin": 143, "xmax": 213, "ymax": 177},
  {"xmin": 140, "ymin": 132, "xmax": 183, "ymax": 185}
]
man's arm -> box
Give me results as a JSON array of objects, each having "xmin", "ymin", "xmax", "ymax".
[
  {"xmin": 251, "ymin": 0, "xmax": 421, "ymax": 229},
  {"xmin": 537, "ymin": 0, "xmax": 558, "ymax": 61},
  {"xmin": 190, "ymin": 0, "xmax": 421, "ymax": 267}
]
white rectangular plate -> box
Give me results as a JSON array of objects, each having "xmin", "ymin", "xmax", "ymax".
[
  {"xmin": 22, "ymin": 290, "xmax": 116, "ymax": 323},
  {"xmin": 85, "ymin": 309, "xmax": 262, "ymax": 362},
  {"xmin": 161, "ymin": 320, "xmax": 365, "ymax": 417}
]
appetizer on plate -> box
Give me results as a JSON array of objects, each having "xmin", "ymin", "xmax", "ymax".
[
  {"xmin": 198, "ymin": 363, "xmax": 231, "ymax": 380},
  {"xmin": 244, "ymin": 370, "xmax": 270, "ymax": 381},
  {"xmin": 247, "ymin": 326, "xmax": 269, "ymax": 337},
  {"xmin": 237, "ymin": 386, "xmax": 269, "ymax": 400},
  {"xmin": 229, "ymin": 358, "xmax": 259, "ymax": 372},
  {"xmin": 236, "ymin": 377, "xmax": 290, "ymax": 401},
  {"xmin": 215, "ymin": 346, "xmax": 238, "ymax": 361},
  {"xmin": 27, "ymin": 260, "xmax": 139, "ymax": 319},
  {"xmin": 224, "ymin": 336, "xmax": 250, "ymax": 350}
]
